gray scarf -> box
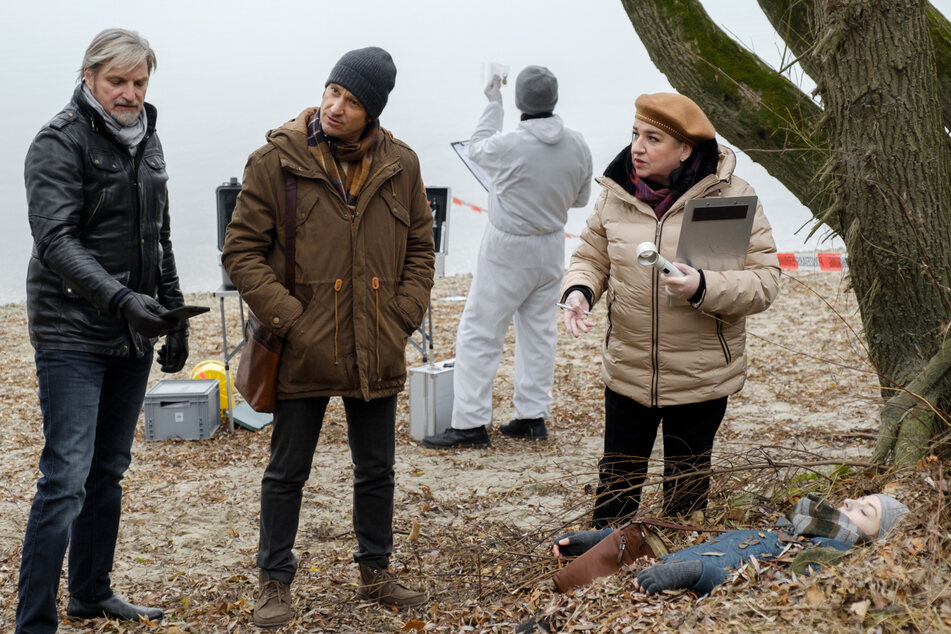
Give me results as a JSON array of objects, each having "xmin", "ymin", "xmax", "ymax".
[{"xmin": 81, "ymin": 83, "xmax": 147, "ymax": 155}]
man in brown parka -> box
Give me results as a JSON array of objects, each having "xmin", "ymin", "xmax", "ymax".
[{"xmin": 222, "ymin": 47, "xmax": 434, "ymax": 627}]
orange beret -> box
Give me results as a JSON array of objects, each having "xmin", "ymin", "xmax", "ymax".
[{"xmin": 634, "ymin": 93, "xmax": 716, "ymax": 146}]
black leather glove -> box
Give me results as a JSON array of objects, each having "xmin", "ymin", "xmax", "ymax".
[
  {"xmin": 118, "ymin": 292, "xmax": 178, "ymax": 338},
  {"xmin": 157, "ymin": 327, "xmax": 189, "ymax": 373}
]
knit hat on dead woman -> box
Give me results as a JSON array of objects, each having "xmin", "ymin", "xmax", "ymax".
[
  {"xmin": 515, "ymin": 65, "xmax": 558, "ymax": 114},
  {"xmin": 635, "ymin": 93, "xmax": 716, "ymax": 146},
  {"xmin": 325, "ymin": 47, "xmax": 396, "ymax": 120},
  {"xmin": 873, "ymin": 493, "xmax": 909, "ymax": 540}
]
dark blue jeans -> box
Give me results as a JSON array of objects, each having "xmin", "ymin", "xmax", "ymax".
[
  {"xmin": 16, "ymin": 349, "xmax": 152, "ymax": 634},
  {"xmin": 593, "ymin": 387, "xmax": 728, "ymax": 527},
  {"xmin": 257, "ymin": 395, "xmax": 396, "ymax": 584}
]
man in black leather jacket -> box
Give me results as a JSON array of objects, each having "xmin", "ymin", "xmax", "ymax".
[{"xmin": 16, "ymin": 28, "xmax": 186, "ymax": 633}]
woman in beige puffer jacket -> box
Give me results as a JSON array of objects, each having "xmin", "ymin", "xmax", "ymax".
[{"xmin": 561, "ymin": 93, "xmax": 780, "ymax": 524}]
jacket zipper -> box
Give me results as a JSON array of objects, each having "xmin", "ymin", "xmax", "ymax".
[
  {"xmin": 649, "ymin": 218, "xmax": 664, "ymax": 407},
  {"xmin": 645, "ymin": 175, "xmax": 725, "ymax": 406}
]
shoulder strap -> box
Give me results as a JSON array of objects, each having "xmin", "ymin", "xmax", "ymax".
[
  {"xmin": 634, "ymin": 517, "xmax": 728, "ymax": 534},
  {"xmin": 284, "ymin": 174, "xmax": 297, "ymax": 297}
]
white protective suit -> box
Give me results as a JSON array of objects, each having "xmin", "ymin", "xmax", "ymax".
[{"xmin": 451, "ymin": 101, "xmax": 593, "ymax": 430}]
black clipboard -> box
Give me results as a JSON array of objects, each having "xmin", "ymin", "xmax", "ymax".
[{"xmin": 165, "ymin": 305, "xmax": 211, "ymax": 320}]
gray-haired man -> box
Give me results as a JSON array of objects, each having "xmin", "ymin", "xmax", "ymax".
[{"xmin": 17, "ymin": 28, "xmax": 186, "ymax": 632}]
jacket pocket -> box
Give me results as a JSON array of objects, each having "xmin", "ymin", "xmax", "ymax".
[
  {"xmin": 281, "ymin": 280, "xmax": 355, "ymax": 390},
  {"xmin": 715, "ymin": 314, "xmax": 732, "ymax": 364},
  {"xmin": 83, "ymin": 191, "xmax": 107, "ymax": 228},
  {"xmin": 88, "ymin": 151, "xmax": 121, "ymax": 173},
  {"xmin": 371, "ymin": 278, "xmax": 410, "ymax": 383},
  {"xmin": 55, "ymin": 271, "xmax": 130, "ymax": 341},
  {"xmin": 142, "ymin": 154, "xmax": 168, "ymax": 182}
]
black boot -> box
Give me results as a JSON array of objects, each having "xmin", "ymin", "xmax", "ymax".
[
  {"xmin": 499, "ymin": 418, "xmax": 548, "ymax": 440},
  {"xmin": 66, "ymin": 595, "xmax": 163, "ymax": 621},
  {"xmin": 421, "ymin": 425, "xmax": 490, "ymax": 448}
]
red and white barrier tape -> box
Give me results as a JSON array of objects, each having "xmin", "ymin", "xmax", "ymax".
[
  {"xmin": 777, "ymin": 252, "xmax": 848, "ymax": 272},
  {"xmin": 451, "ymin": 196, "xmax": 580, "ymax": 239},
  {"xmin": 450, "ymin": 198, "xmax": 847, "ymax": 270}
]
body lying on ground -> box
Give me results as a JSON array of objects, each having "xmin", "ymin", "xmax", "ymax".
[{"xmin": 553, "ymin": 492, "xmax": 908, "ymax": 596}]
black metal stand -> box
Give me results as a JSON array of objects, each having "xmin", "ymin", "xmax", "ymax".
[
  {"xmin": 407, "ymin": 301, "xmax": 435, "ymax": 363},
  {"xmin": 212, "ymin": 286, "xmax": 245, "ymax": 432}
]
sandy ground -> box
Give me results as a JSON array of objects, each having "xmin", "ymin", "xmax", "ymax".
[{"xmin": 0, "ymin": 270, "xmax": 898, "ymax": 632}]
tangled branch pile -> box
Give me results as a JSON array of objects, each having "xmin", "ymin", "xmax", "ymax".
[{"xmin": 0, "ymin": 272, "xmax": 947, "ymax": 632}]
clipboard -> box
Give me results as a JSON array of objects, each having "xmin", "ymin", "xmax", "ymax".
[
  {"xmin": 451, "ymin": 140, "xmax": 492, "ymax": 192},
  {"xmin": 675, "ymin": 195, "xmax": 758, "ymax": 271}
]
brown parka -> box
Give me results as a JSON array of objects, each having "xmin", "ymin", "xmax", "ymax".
[
  {"xmin": 222, "ymin": 108, "xmax": 434, "ymax": 401},
  {"xmin": 561, "ymin": 145, "xmax": 780, "ymax": 408}
]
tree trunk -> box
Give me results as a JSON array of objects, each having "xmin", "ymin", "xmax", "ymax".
[
  {"xmin": 618, "ymin": 0, "xmax": 832, "ymax": 227},
  {"xmin": 813, "ymin": 0, "xmax": 951, "ymax": 381},
  {"xmin": 619, "ymin": 0, "xmax": 951, "ymax": 463},
  {"xmin": 758, "ymin": 0, "xmax": 951, "ymax": 136},
  {"xmin": 813, "ymin": 0, "xmax": 951, "ymax": 462},
  {"xmin": 926, "ymin": 2, "xmax": 951, "ymax": 136}
]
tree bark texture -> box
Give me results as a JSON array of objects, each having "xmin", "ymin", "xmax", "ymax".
[
  {"xmin": 758, "ymin": 0, "xmax": 951, "ymax": 133},
  {"xmin": 926, "ymin": 2, "xmax": 951, "ymax": 135},
  {"xmin": 618, "ymin": 0, "xmax": 830, "ymax": 221},
  {"xmin": 813, "ymin": 0, "xmax": 951, "ymax": 389}
]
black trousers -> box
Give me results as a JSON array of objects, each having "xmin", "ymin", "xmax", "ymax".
[
  {"xmin": 592, "ymin": 386, "xmax": 727, "ymax": 527},
  {"xmin": 257, "ymin": 395, "xmax": 396, "ymax": 584}
]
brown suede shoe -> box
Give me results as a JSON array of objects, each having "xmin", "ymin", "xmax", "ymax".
[
  {"xmin": 253, "ymin": 571, "xmax": 293, "ymax": 628},
  {"xmin": 357, "ymin": 563, "xmax": 427, "ymax": 607}
]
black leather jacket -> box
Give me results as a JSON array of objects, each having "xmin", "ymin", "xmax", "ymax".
[{"xmin": 25, "ymin": 84, "xmax": 184, "ymax": 357}]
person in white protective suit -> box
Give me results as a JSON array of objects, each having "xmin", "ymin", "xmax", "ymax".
[{"xmin": 422, "ymin": 65, "xmax": 593, "ymax": 449}]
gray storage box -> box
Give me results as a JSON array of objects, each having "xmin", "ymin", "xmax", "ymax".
[
  {"xmin": 144, "ymin": 379, "xmax": 220, "ymax": 441},
  {"xmin": 408, "ymin": 359, "xmax": 454, "ymax": 441}
]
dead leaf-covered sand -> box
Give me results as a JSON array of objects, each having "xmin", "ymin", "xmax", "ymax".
[{"xmin": 0, "ymin": 272, "xmax": 948, "ymax": 632}]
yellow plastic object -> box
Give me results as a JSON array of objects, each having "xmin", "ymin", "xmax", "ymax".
[{"xmin": 189, "ymin": 359, "xmax": 234, "ymax": 413}]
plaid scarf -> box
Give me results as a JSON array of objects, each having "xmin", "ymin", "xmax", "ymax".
[
  {"xmin": 782, "ymin": 494, "xmax": 870, "ymax": 545},
  {"xmin": 307, "ymin": 111, "xmax": 380, "ymax": 206}
]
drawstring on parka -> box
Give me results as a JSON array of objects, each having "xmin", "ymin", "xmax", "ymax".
[{"xmin": 333, "ymin": 278, "xmax": 343, "ymax": 364}]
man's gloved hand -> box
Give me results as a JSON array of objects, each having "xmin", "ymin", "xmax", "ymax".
[
  {"xmin": 157, "ymin": 327, "xmax": 189, "ymax": 373},
  {"xmin": 484, "ymin": 74, "xmax": 502, "ymax": 104},
  {"xmin": 117, "ymin": 292, "xmax": 178, "ymax": 338}
]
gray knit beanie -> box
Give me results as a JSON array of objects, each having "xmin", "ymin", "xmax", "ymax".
[
  {"xmin": 515, "ymin": 65, "xmax": 558, "ymax": 114},
  {"xmin": 325, "ymin": 47, "xmax": 396, "ymax": 120},
  {"xmin": 873, "ymin": 493, "xmax": 909, "ymax": 539}
]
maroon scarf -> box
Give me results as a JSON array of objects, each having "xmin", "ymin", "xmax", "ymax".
[{"xmin": 628, "ymin": 141, "xmax": 717, "ymax": 218}]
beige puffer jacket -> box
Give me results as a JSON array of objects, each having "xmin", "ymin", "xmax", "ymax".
[
  {"xmin": 222, "ymin": 108, "xmax": 435, "ymax": 401},
  {"xmin": 561, "ymin": 145, "xmax": 780, "ymax": 407}
]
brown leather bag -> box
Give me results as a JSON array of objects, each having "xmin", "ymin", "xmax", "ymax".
[
  {"xmin": 552, "ymin": 521, "xmax": 669, "ymax": 593},
  {"xmin": 234, "ymin": 311, "xmax": 284, "ymax": 412},
  {"xmin": 234, "ymin": 175, "xmax": 297, "ymax": 413}
]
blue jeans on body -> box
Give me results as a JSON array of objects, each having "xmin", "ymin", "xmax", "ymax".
[
  {"xmin": 257, "ymin": 395, "xmax": 397, "ymax": 584},
  {"xmin": 16, "ymin": 349, "xmax": 152, "ymax": 634}
]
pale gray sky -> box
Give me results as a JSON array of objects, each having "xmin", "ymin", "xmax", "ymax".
[{"xmin": 1, "ymin": 0, "xmax": 947, "ymax": 301}]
